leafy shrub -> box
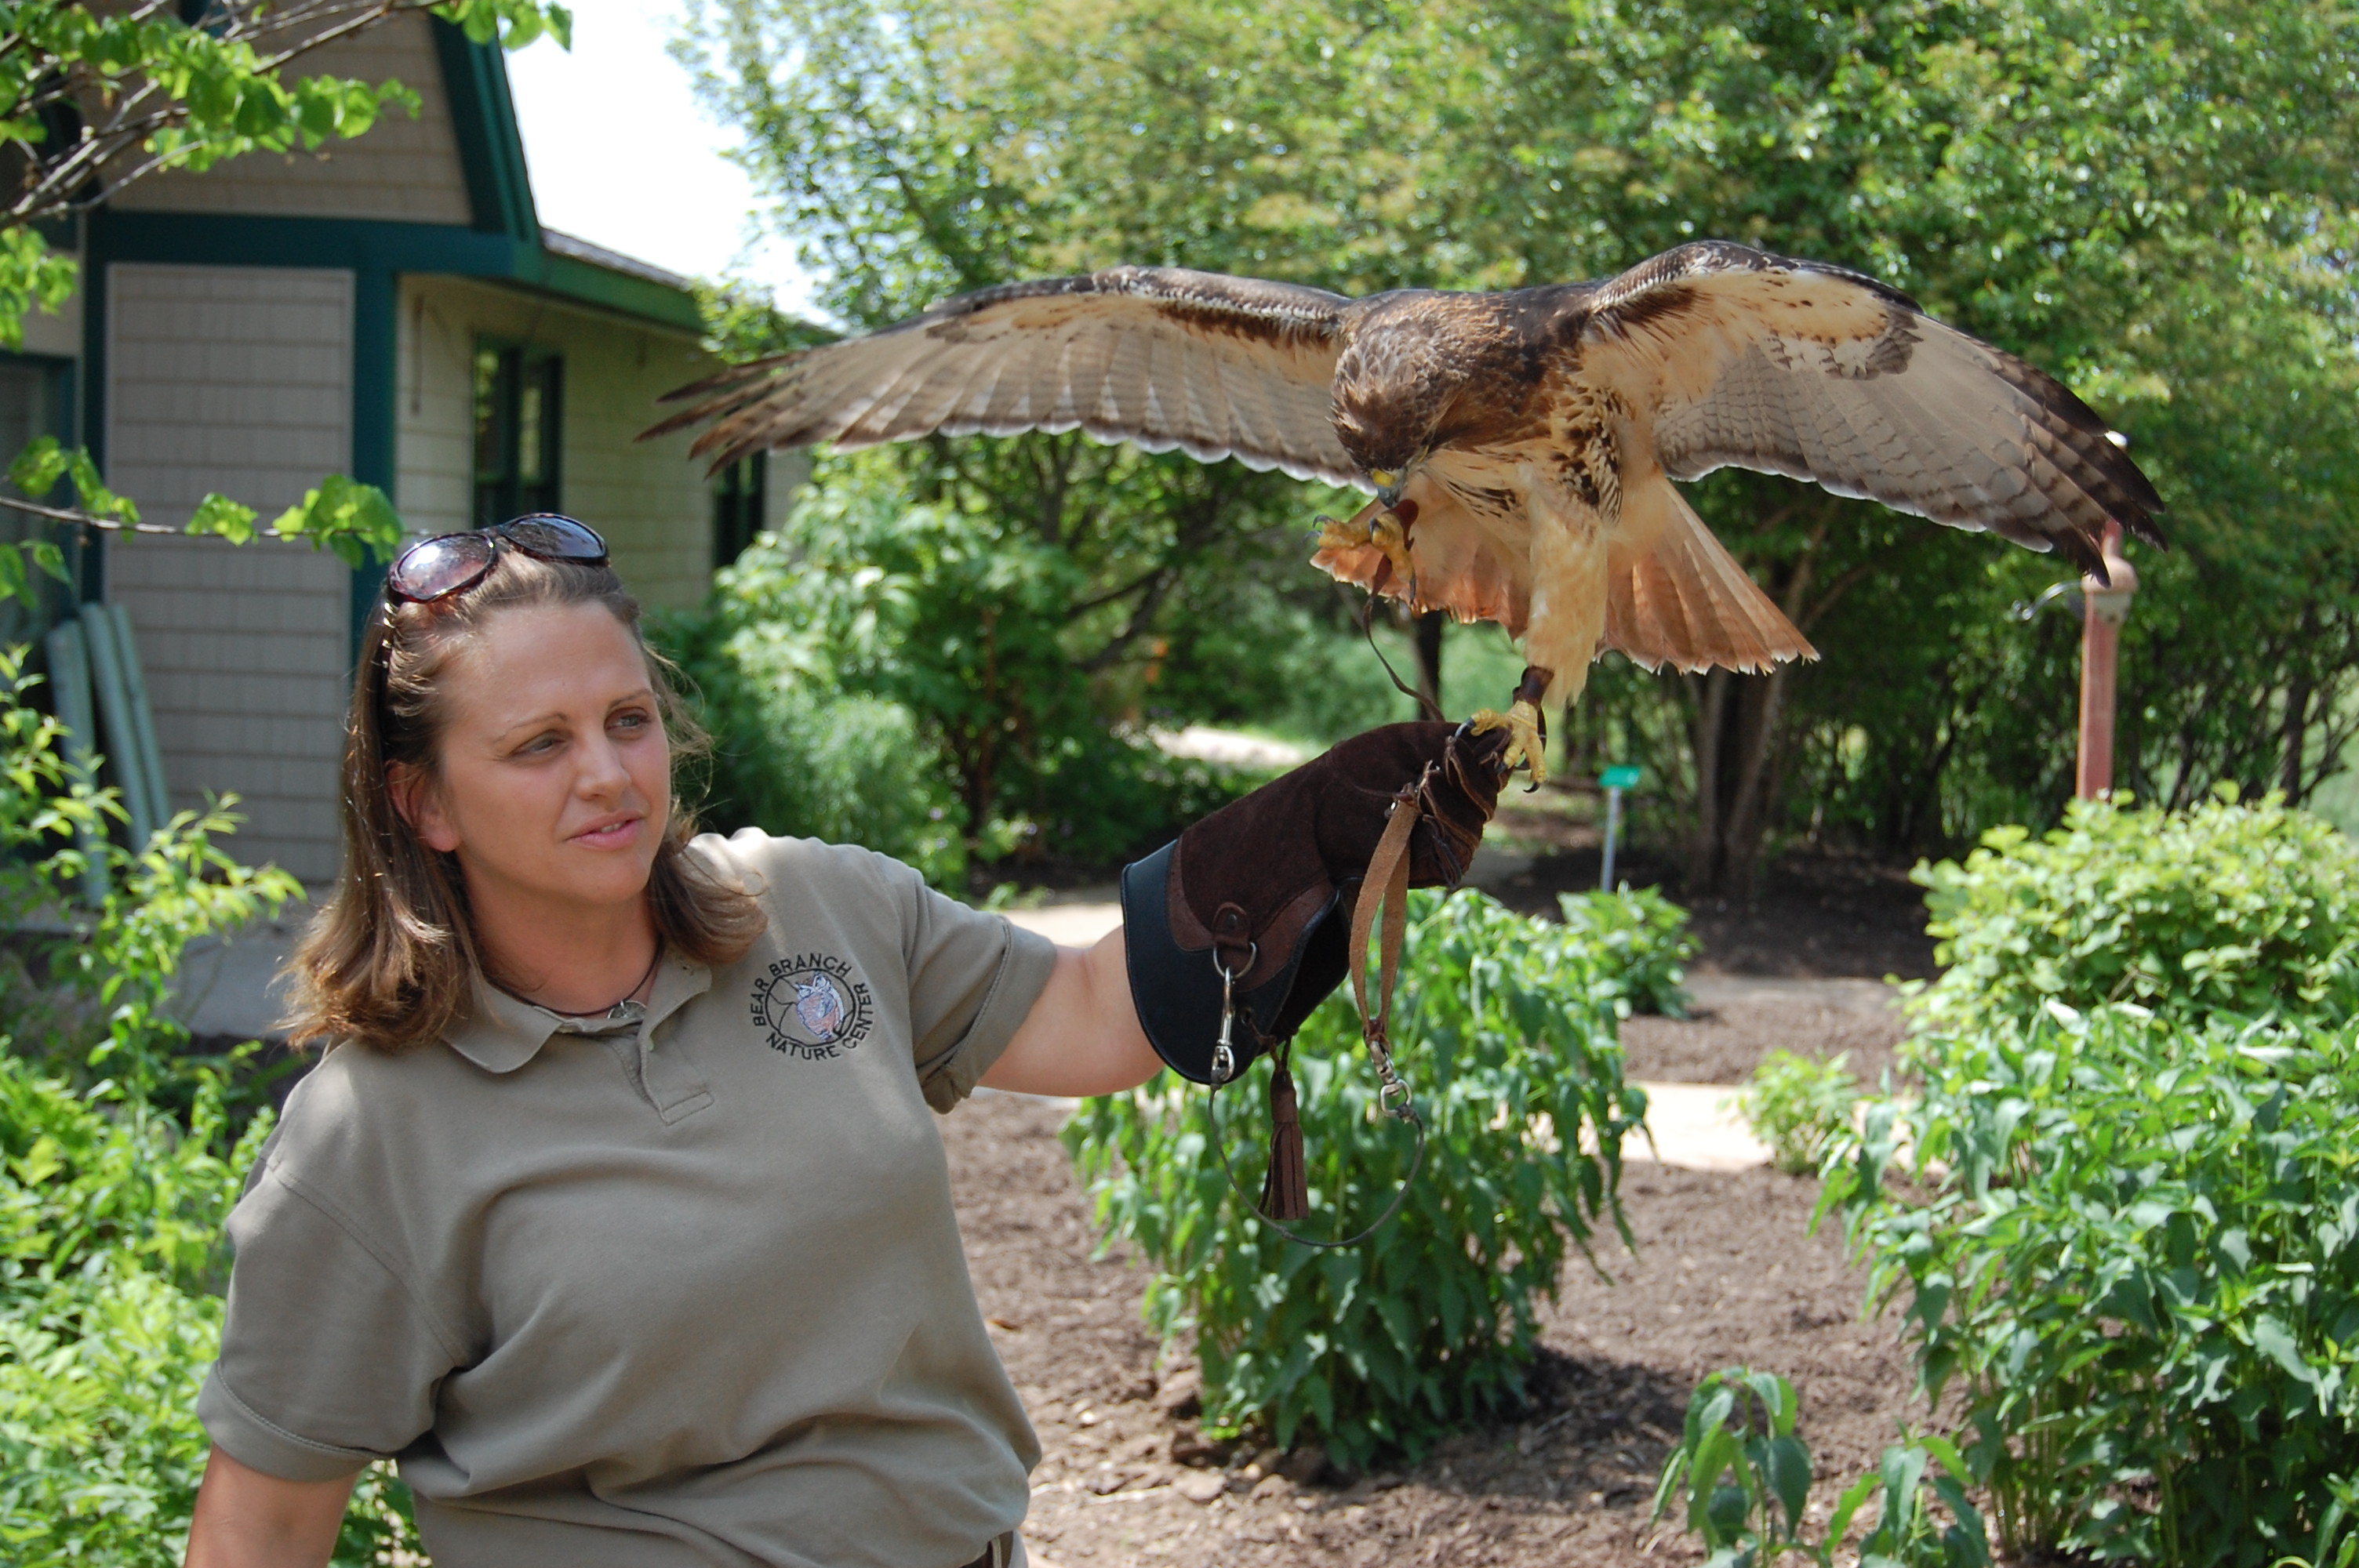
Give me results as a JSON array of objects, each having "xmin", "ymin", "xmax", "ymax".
[
  {"xmin": 659, "ymin": 602, "xmax": 969, "ymax": 887},
  {"xmin": 0, "ymin": 1049, "xmax": 254, "ymax": 1564},
  {"xmin": 0, "ymin": 648, "xmax": 420, "ymax": 1562},
  {"xmin": 1822, "ymin": 1004, "xmax": 2359, "ymax": 1566},
  {"xmin": 660, "ymin": 471, "xmax": 1271, "ymax": 883},
  {"xmin": 1649, "ymin": 1367, "xmax": 1988, "ymax": 1568},
  {"xmin": 1064, "ymin": 888, "xmax": 1651, "ymax": 1468},
  {"xmin": 1556, "ymin": 887, "xmax": 1699, "ymax": 1017},
  {"xmin": 1910, "ymin": 790, "xmax": 2359, "ymax": 1037},
  {"xmin": 1740, "ymin": 1051, "xmax": 1859, "ymax": 1176}
]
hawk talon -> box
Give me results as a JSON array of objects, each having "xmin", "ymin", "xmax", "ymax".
[
  {"xmin": 1311, "ymin": 510, "xmax": 1419, "ymax": 605},
  {"xmin": 1469, "ymin": 699, "xmax": 1547, "ymax": 788}
]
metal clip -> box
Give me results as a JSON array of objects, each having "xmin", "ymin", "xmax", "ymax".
[{"xmin": 1211, "ymin": 949, "xmax": 1251, "ymax": 1086}]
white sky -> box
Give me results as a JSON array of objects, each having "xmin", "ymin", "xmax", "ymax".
[{"xmin": 503, "ymin": 2, "xmax": 818, "ymax": 315}]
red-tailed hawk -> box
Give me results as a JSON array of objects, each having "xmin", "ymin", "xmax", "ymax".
[{"xmin": 648, "ymin": 241, "xmax": 2164, "ymax": 780}]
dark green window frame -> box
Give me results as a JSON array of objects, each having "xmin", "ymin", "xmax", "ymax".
[
  {"xmin": 711, "ymin": 452, "xmax": 766, "ymax": 570},
  {"xmin": 472, "ymin": 339, "xmax": 562, "ymax": 527}
]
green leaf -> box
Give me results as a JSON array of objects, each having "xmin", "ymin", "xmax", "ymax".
[
  {"xmin": 8, "ymin": 434, "xmax": 68, "ymax": 497},
  {"xmin": 270, "ymin": 474, "xmax": 405, "ymax": 564},
  {"xmin": 1764, "ymin": 1434, "xmax": 1812, "ymax": 1539},
  {"xmin": 185, "ymin": 494, "xmax": 259, "ymax": 546}
]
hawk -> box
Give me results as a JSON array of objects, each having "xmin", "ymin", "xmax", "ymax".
[{"xmin": 648, "ymin": 241, "xmax": 2165, "ymax": 782}]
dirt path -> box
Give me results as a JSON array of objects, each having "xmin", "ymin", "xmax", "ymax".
[{"xmin": 947, "ymin": 1094, "xmax": 1925, "ymax": 1568}]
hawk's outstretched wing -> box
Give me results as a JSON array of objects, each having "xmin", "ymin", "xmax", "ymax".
[
  {"xmin": 646, "ymin": 267, "xmax": 1358, "ymax": 486},
  {"xmin": 1576, "ymin": 241, "xmax": 2165, "ymax": 579}
]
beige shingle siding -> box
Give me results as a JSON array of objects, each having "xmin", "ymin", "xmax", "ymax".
[
  {"xmin": 104, "ymin": 263, "xmax": 355, "ymax": 889},
  {"xmin": 397, "ymin": 276, "xmax": 719, "ymax": 611},
  {"xmin": 111, "ymin": 14, "xmax": 471, "ymax": 226}
]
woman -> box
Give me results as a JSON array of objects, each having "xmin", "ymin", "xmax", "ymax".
[{"xmin": 184, "ymin": 516, "xmax": 1504, "ymax": 1567}]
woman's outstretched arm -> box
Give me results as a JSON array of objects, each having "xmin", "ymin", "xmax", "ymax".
[
  {"xmin": 980, "ymin": 928, "xmax": 1163, "ymax": 1098},
  {"xmin": 185, "ymin": 1445, "xmax": 354, "ymax": 1568}
]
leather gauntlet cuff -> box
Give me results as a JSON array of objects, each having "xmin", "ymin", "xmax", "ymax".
[
  {"xmin": 1121, "ymin": 842, "xmax": 1350, "ymax": 1086},
  {"xmin": 1120, "ymin": 720, "xmax": 1510, "ymax": 1087}
]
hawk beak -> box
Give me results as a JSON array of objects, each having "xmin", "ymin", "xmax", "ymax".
[{"xmin": 1371, "ymin": 470, "xmax": 1404, "ymax": 508}]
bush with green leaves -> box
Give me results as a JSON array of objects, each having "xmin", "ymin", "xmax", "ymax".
[
  {"xmin": 1821, "ymin": 1004, "xmax": 2359, "ymax": 1566},
  {"xmin": 662, "ymin": 467, "xmax": 1270, "ymax": 883},
  {"xmin": 1740, "ymin": 1051, "xmax": 1859, "ymax": 1177},
  {"xmin": 1909, "ymin": 789, "xmax": 2359, "ymax": 1037},
  {"xmin": 1650, "ymin": 1367, "xmax": 1988, "ymax": 1568},
  {"xmin": 0, "ymin": 649, "xmax": 422, "ymax": 1562},
  {"xmin": 1064, "ymin": 888, "xmax": 1651, "ymax": 1468},
  {"xmin": 1555, "ymin": 887, "xmax": 1699, "ymax": 1018}
]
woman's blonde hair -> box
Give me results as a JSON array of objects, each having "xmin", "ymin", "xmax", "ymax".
[{"xmin": 284, "ymin": 543, "xmax": 765, "ymax": 1053}]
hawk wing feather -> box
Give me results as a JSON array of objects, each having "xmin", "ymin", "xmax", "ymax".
[
  {"xmin": 646, "ymin": 267, "xmax": 1359, "ymax": 485},
  {"xmin": 1579, "ymin": 242, "xmax": 2164, "ymax": 581}
]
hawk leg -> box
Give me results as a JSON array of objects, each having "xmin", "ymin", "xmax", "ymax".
[{"xmin": 1470, "ymin": 666, "xmax": 1553, "ymax": 787}]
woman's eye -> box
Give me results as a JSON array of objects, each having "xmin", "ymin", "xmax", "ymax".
[{"xmin": 612, "ymin": 710, "xmax": 652, "ymax": 733}]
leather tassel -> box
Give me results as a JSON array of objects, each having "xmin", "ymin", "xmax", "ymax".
[{"xmin": 1260, "ymin": 1053, "xmax": 1310, "ymax": 1221}]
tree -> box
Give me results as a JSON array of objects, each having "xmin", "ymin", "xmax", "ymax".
[
  {"xmin": 681, "ymin": 0, "xmax": 2359, "ymax": 884},
  {"xmin": 0, "ymin": 0, "xmax": 573, "ymax": 601}
]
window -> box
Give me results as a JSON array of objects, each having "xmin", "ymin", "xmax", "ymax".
[
  {"xmin": 0, "ymin": 356, "xmax": 75, "ymax": 646},
  {"xmin": 711, "ymin": 452, "xmax": 766, "ymax": 570},
  {"xmin": 472, "ymin": 343, "xmax": 562, "ymax": 527}
]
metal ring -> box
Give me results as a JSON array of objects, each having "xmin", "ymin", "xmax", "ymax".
[{"xmin": 1212, "ymin": 940, "xmax": 1259, "ymax": 985}]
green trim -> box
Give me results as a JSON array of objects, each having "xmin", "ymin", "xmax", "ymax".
[
  {"xmin": 431, "ymin": 19, "xmax": 539, "ymax": 241},
  {"xmin": 86, "ymin": 212, "xmax": 701, "ymax": 332},
  {"xmin": 349, "ymin": 264, "xmax": 398, "ymax": 662},
  {"xmin": 91, "ymin": 209, "xmax": 521, "ymax": 275},
  {"xmin": 537, "ymin": 249, "xmax": 704, "ymax": 332},
  {"xmin": 78, "ymin": 251, "xmax": 106, "ymax": 601}
]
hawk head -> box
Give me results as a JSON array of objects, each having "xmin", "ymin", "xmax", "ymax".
[{"xmin": 1329, "ymin": 309, "xmax": 1470, "ymax": 508}]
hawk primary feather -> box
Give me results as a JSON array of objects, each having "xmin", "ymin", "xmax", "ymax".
[{"xmin": 649, "ymin": 241, "xmax": 2163, "ymax": 738}]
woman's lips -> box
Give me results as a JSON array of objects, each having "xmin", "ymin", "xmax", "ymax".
[{"xmin": 569, "ymin": 814, "xmax": 644, "ymax": 850}]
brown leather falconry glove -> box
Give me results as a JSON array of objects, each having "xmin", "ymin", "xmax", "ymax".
[{"xmin": 1121, "ymin": 720, "xmax": 1511, "ymax": 1086}]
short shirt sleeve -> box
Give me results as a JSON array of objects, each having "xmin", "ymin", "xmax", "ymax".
[
  {"xmin": 198, "ymin": 1163, "xmax": 463, "ymax": 1481},
  {"xmin": 892, "ymin": 861, "xmax": 1058, "ymax": 1112}
]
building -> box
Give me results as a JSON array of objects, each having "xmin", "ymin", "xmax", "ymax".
[{"xmin": 0, "ymin": 14, "xmax": 790, "ymax": 887}]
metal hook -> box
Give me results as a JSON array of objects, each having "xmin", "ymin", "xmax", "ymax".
[{"xmin": 1210, "ymin": 942, "xmax": 1258, "ymax": 1086}]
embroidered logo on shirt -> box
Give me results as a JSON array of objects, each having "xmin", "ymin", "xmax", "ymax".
[{"xmin": 751, "ymin": 953, "xmax": 874, "ymax": 1058}]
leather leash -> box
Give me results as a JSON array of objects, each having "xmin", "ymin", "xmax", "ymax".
[{"xmin": 1205, "ymin": 774, "xmax": 1433, "ymax": 1249}]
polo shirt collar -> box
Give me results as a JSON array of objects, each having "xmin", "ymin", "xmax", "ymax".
[{"xmin": 445, "ymin": 955, "xmax": 714, "ymax": 1075}]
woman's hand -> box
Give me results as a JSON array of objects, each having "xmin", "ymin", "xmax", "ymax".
[
  {"xmin": 185, "ymin": 1445, "xmax": 354, "ymax": 1568},
  {"xmin": 981, "ymin": 928, "xmax": 1163, "ymax": 1098}
]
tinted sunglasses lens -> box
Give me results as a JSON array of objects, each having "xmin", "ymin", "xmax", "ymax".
[
  {"xmin": 501, "ymin": 516, "xmax": 608, "ymax": 561},
  {"xmin": 388, "ymin": 534, "xmax": 496, "ymax": 602}
]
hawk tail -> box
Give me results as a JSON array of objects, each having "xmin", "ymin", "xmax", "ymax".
[{"xmin": 1604, "ymin": 483, "xmax": 1817, "ymax": 675}]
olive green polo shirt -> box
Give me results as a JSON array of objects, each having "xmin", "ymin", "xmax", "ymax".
[{"xmin": 198, "ymin": 831, "xmax": 1060, "ymax": 1568}]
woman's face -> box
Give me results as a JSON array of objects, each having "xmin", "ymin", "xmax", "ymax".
[{"xmin": 396, "ymin": 602, "xmax": 671, "ymax": 917}]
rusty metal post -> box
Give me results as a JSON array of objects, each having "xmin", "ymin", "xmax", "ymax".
[{"xmin": 2077, "ymin": 521, "xmax": 2139, "ymax": 799}]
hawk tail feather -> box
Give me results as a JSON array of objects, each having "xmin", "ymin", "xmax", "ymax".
[{"xmin": 1605, "ymin": 485, "xmax": 1817, "ymax": 675}]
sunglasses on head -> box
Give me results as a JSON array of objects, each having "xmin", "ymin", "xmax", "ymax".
[{"xmin": 383, "ymin": 515, "xmax": 610, "ymax": 604}]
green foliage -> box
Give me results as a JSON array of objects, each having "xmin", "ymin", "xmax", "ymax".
[
  {"xmin": 0, "ymin": 648, "xmax": 300, "ymax": 1102},
  {"xmin": 682, "ymin": 0, "xmax": 2359, "ymax": 887},
  {"xmin": 660, "ymin": 599, "xmax": 970, "ymax": 887},
  {"xmin": 1909, "ymin": 791, "xmax": 2359, "ymax": 1039},
  {"xmin": 0, "ymin": 654, "xmax": 426, "ymax": 1559},
  {"xmin": 1650, "ymin": 1367, "xmax": 1990, "ymax": 1568},
  {"xmin": 1739, "ymin": 1051, "xmax": 1859, "ymax": 1178},
  {"xmin": 1554, "ymin": 887, "xmax": 1698, "ymax": 1018},
  {"xmin": 664, "ymin": 457, "xmax": 1270, "ymax": 877},
  {"xmin": 1821, "ymin": 1005, "xmax": 2359, "ymax": 1567},
  {"xmin": 1063, "ymin": 889, "xmax": 1648, "ymax": 1468}
]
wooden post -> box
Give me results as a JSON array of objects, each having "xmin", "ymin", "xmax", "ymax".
[{"xmin": 2076, "ymin": 521, "xmax": 2139, "ymax": 800}]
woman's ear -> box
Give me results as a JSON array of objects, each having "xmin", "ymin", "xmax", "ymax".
[{"xmin": 387, "ymin": 762, "xmax": 463, "ymax": 855}]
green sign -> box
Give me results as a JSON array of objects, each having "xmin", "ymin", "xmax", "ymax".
[{"xmin": 1600, "ymin": 765, "xmax": 1644, "ymax": 790}]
